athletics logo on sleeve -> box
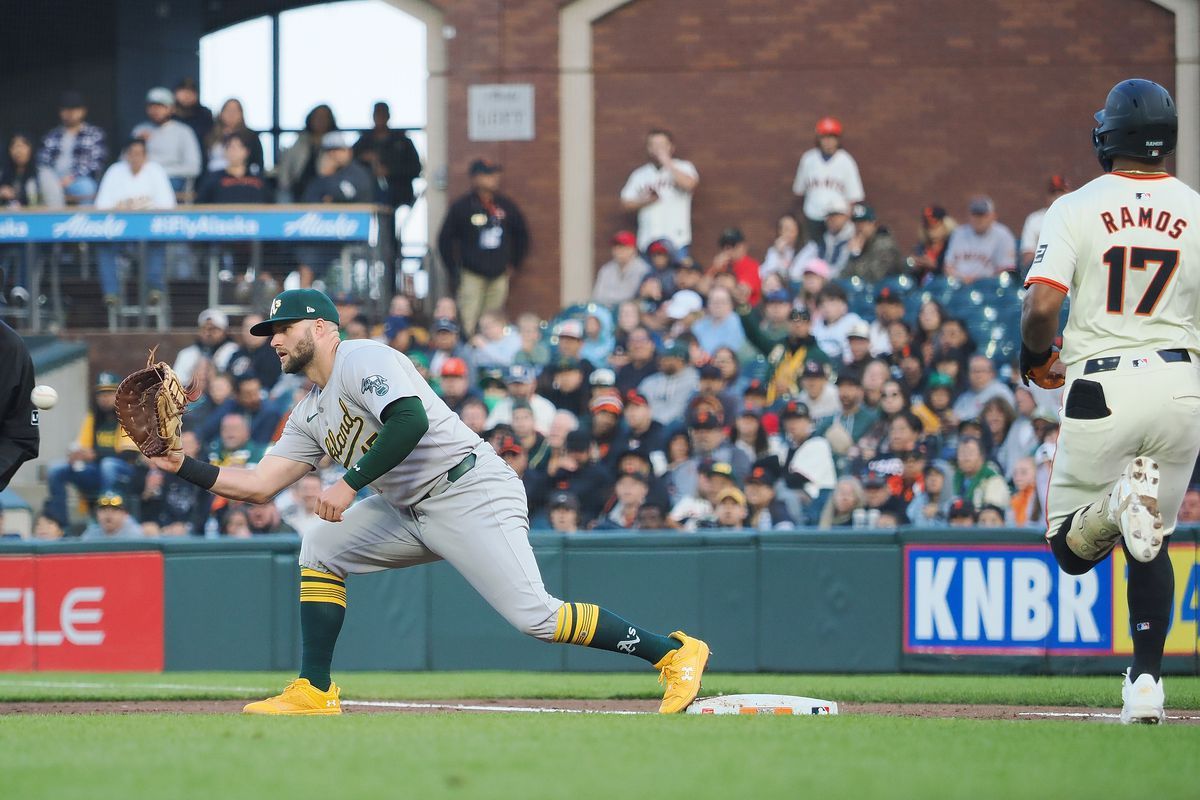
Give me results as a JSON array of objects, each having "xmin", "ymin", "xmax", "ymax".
[{"xmin": 360, "ymin": 375, "xmax": 390, "ymax": 396}]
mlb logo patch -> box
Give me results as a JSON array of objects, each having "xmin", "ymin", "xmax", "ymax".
[
  {"xmin": 1132, "ymin": 357, "xmax": 1150, "ymax": 368},
  {"xmin": 1137, "ymin": 622, "xmax": 1151, "ymax": 631},
  {"xmin": 1136, "ymin": 192, "xmax": 1151, "ymax": 200}
]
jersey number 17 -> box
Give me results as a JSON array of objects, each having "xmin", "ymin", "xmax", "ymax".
[{"xmin": 1103, "ymin": 246, "xmax": 1179, "ymax": 315}]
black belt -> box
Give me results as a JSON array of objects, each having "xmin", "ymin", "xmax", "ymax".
[{"xmin": 1083, "ymin": 348, "xmax": 1190, "ymax": 375}]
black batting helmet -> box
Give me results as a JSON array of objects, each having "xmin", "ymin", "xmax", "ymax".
[{"xmin": 1092, "ymin": 79, "xmax": 1177, "ymax": 172}]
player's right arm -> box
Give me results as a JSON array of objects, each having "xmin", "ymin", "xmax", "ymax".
[{"xmin": 150, "ymin": 451, "xmax": 313, "ymax": 504}]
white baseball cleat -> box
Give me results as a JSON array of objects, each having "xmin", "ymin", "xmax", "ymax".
[
  {"xmin": 1120, "ymin": 670, "xmax": 1165, "ymax": 725},
  {"xmin": 1110, "ymin": 457, "xmax": 1164, "ymax": 563}
]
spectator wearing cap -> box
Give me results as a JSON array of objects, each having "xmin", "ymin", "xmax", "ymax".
[
  {"xmin": 687, "ymin": 409, "xmax": 751, "ymax": 482},
  {"xmin": 80, "ymin": 492, "xmax": 144, "ymax": 539},
  {"xmin": 811, "ymin": 284, "xmax": 866, "ymax": 363},
  {"xmin": 911, "ymin": 205, "xmax": 956, "ymax": 280},
  {"xmin": 745, "ymin": 460, "xmax": 795, "ymax": 530},
  {"xmin": 818, "ymin": 476, "xmax": 866, "ymax": 528},
  {"xmin": 792, "ymin": 116, "xmax": 865, "ymax": 244},
  {"xmin": 844, "ymin": 321, "xmax": 873, "ymax": 370},
  {"xmin": 588, "ymin": 393, "xmax": 624, "ymax": 464},
  {"xmin": 173, "ymin": 308, "xmax": 239, "ymax": 385},
  {"xmin": 797, "ymin": 360, "xmax": 840, "ymax": 419},
  {"xmin": 615, "ymin": 326, "xmax": 659, "ymax": 394},
  {"xmin": 861, "ymin": 472, "xmax": 911, "ymax": 525},
  {"xmin": 92, "ymin": 137, "xmax": 174, "ymax": 304},
  {"xmin": 844, "ymin": 204, "xmax": 905, "ymax": 284},
  {"xmin": 706, "ymin": 488, "xmax": 750, "ymax": 530},
  {"xmin": 778, "ymin": 400, "xmax": 836, "ymax": 523},
  {"xmin": 795, "ymin": 197, "xmax": 856, "ymax": 276},
  {"xmin": 952, "ymin": 355, "xmax": 1016, "ymax": 422},
  {"xmin": 43, "ymin": 372, "xmax": 140, "ymax": 526},
  {"xmin": 669, "ymin": 458, "xmax": 736, "ymax": 530},
  {"xmin": 428, "ymin": 317, "xmax": 470, "ymax": 378},
  {"xmin": 276, "ymin": 104, "xmax": 337, "ymax": 202},
  {"xmin": 302, "ymin": 130, "xmax": 373, "ymax": 205},
  {"xmin": 132, "ymin": 86, "xmax": 202, "ymax": 191},
  {"xmin": 546, "ymin": 491, "xmax": 582, "ymax": 533},
  {"xmin": 546, "ymin": 429, "xmax": 613, "ymax": 524},
  {"xmin": 662, "ymin": 288, "xmax": 705, "ymax": 336},
  {"xmin": 816, "ymin": 368, "xmax": 879, "ymax": 459},
  {"xmin": 381, "ymin": 314, "xmax": 413, "ymax": 352},
  {"xmin": 611, "ymin": 389, "xmax": 667, "ymax": 463},
  {"xmin": 592, "ymin": 231, "xmax": 651, "ymax": 306},
  {"xmin": 549, "ymin": 319, "xmax": 595, "ymax": 375},
  {"xmin": 485, "ymin": 364, "xmax": 556, "ymax": 435},
  {"xmin": 226, "ymin": 313, "xmax": 282, "ymax": 390},
  {"xmin": 944, "ymin": 196, "xmax": 1016, "ymax": 283},
  {"xmin": 907, "ymin": 460, "xmax": 955, "ymax": 527},
  {"xmin": 38, "ymin": 90, "xmax": 108, "ymax": 200},
  {"xmin": 195, "ymin": 130, "xmax": 269, "ymax": 204},
  {"xmin": 692, "ymin": 363, "xmax": 739, "ymax": 427},
  {"xmin": 1020, "ymin": 175, "xmax": 1072, "ymax": 270},
  {"xmin": 620, "ymin": 128, "xmax": 700, "ymax": 255},
  {"xmin": 690, "ymin": 287, "xmax": 745, "ymax": 357},
  {"xmin": 638, "ymin": 340, "xmax": 699, "ymax": 426},
  {"xmin": 435, "ymin": 357, "xmax": 477, "ymax": 413},
  {"xmin": 172, "ymin": 78, "xmax": 213, "ymax": 152},
  {"xmin": 541, "ymin": 356, "xmax": 589, "ymax": 417},
  {"xmin": 437, "ymin": 158, "xmax": 530, "ymax": 336},
  {"xmin": 739, "ymin": 298, "xmax": 830, "ymax": 403},
  {"xmin": 469, "ymin": 310, "xmax": 522, "ymax": 369},
  {"xmin": 952, "ymin": 437, "xmax": 1011, "ymax": 510},
  {"xmin": 644, "ymin": 239, "xmax": 678, "ymax": 295},
  {"xmin": 867, "ymin": 288, "xmax": 906, "ymax": 357},
  {"xmin": 708, "ymin": 228, "xmax": 762, "ymax": 305}
]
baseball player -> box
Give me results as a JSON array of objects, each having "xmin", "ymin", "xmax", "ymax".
[
  {"xmin": 150, "ymin": 289, "xmax": 709, "ymax": 715},
  {"xmin": 1021, "ymin": 78, "xmax": 1198, "ymax": 724}
]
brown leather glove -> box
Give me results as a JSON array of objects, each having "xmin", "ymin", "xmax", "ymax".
[
  {"xmin": 1020, "ymin": 345, "xmax": 1066, "ymax": 390},
  {"xmin": 114, "ymin": 347, "xmax": 203, "ymax": 457}
]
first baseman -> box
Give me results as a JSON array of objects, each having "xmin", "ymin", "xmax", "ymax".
[
  {"xmin": 1021, "ymin": 78, "xmax": 1198, "ymax": 724},
  {"xmin": 151, "ymin": 289, "xmax": 709, "ymax": 714}
]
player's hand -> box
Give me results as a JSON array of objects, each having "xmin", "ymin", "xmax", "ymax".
[
  {"xmin": 316, "ymin": 479, "xmax": 357, "ymax": 522},
  {"xmin": 1021, "ymin": 345, "xmax": 1066, "ymax": 389},
  {"xmin": 149, "ymin": 449, "xmax": 184, "ymax": 474}
]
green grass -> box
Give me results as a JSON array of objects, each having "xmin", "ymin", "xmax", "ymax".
[
  {"xmin": 3, "ymin": 712, "xmax": 1199, "ymax": 800},
  {"xmin": 2, "ymin": 670, "xmax": 1200, "ymax": 708}
]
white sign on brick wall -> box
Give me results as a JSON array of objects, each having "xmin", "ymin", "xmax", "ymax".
[{"xmin": 468, "ymin": 84, "xmax": 535, "ymax": 142}]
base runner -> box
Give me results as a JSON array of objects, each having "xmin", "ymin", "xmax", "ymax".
[
  {"xmin": 1021, "ymin": 78, "xmax": 1200, "ymax": 724},
  {"xmin": 150, "ymin": 289, "xmax": 710, "ymax": 714}
]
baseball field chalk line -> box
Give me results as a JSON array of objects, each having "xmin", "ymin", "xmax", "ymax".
[
  {"xmin": 344, "ymin": 700, "xmax": 648, "ymax": 715},
  {"xmin": 0, "ymin": 680, "xmax": 273, "ymax": 693},
  {"xmin": 1018, "ymin": 711, "xmax": 1200, "ymax": 721}
]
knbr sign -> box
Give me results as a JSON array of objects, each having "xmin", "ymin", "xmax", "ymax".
[
  {"xmin": 904, "ymin": 544, "xmax": 1114, "ymax": 656},
  {"xmin": 0, "ymin": 553, "xmax": 163, "ymax": 671}
]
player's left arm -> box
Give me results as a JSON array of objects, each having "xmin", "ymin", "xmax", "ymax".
[
  {"xmin": 316, "ymin": 351, "xmax": 429, "ymax": 522},
  {"xmin": 1020, "ymin": 198, "xmax": 1075, "ymax": 387}
]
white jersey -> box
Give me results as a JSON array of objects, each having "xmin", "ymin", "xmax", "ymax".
[
  {"xmin": 1025, "ymin": 171, "xmax": 1200, "ymax": 365},
  {"xmin": 792, "ymin": 148, "xmax": 864, "ymax": 221},
  {"xmin": 1021, "ymin": 207, "xmax": 1047, "ymax": 256},
  {"xmin": 268, "ymin": 339, "xmax": 482, "ymax": 507},
  {"xmin": 620, "ymin": 160, "xmax": 699, "ymax": 250}
]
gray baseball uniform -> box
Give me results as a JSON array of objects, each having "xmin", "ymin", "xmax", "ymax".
[{"xmin": 269, "ymin": 339, "xmax": 562, "ymax": 639}]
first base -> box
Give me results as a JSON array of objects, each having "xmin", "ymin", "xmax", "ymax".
[{"xmin": 685, "ymin": 694, "xmax": 839, "ymax": 716}]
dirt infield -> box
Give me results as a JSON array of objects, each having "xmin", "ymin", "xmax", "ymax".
[{"xmin": 3, "ymin": 698, "xmax": 1199, "ymax": 723}]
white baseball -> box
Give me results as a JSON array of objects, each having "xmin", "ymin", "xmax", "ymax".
[{"xmin": 30, "ymin": 385, "xmax": 58, "ymax": 410}]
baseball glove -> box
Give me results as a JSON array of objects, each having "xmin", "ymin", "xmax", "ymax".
[
  {"xmin": 1020, "ymin": 345, "xmax": 1066, "ymax": 390},
  {"xmin": 115, "ymin": 347, "xmax": 204, "ymax": 457}
]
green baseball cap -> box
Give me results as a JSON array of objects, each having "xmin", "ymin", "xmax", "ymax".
[{"xmin": 249, "ymin": 289, "xmax": 341, "ymax": 336}]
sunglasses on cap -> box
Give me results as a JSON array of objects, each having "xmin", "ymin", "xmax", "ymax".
[{"xmin": 97, "ymin": 495, "xmax": 124, "ymax": 508}]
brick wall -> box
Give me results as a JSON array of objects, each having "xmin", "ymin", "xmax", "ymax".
[{"xmin": 588, "ymin": 0, "xmax": 1176, "ymax": 270}]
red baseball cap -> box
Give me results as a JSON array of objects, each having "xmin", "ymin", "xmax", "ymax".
[
  {"xmin": 1048, "ymin": 174, "xmax": 1071, "ymax": 193},
  {"xmin": 612, "ymin": 230, "xmax": 637, "ymax": 247},
  {"xmin": 441, "ymin": 357, "xmax": 468, "ymax": 377},
  {"xmin": 590, "ymin": 395, "xmax": 624, "ymax": 416},
  {"xmin": 498, "ymin": 435, "xmax": 523, "ymax": 457},
  {"xmin": 625, "ymin": 390, "xmax": 649, "ymax": 407},
  {"xmin": 815, "ymin": 116, "xmax": 843, "ymax": 137}
]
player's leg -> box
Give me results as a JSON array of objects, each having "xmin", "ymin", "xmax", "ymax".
[
  {"xmin": 244, "ymin": 494, "xmax": 437, "ymax": 715},
  {"xmin": 415, "ymin": 448, "xmax": 709, "ymax": 711},
  {"xmin": 1121, "ymin": 538, "xmax": 1173, "ymax": 724}
]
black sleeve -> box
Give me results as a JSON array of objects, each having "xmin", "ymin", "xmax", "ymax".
[
  {"xmin": 0, "ymin": 326, "xmax": 40, "ymax": 490},
  {"xmin": 506, "ymin": 198, "xmax": 530, "ymax": 269}
]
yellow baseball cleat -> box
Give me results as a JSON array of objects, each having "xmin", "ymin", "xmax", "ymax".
[
  {"xmin": 242, "ymin": 678, "xmax": 342, "ymax": 715},
  {"xmin": 654, "ymin": 631, "xmax": 710, "ymax": 713}
]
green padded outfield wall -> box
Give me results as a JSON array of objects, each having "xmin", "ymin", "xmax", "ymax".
[{"xmin": 0, "ymin": 529, "xmax": 1196, "ymax": 674}]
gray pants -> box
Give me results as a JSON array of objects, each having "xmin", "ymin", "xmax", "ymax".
[{"xmin": 299, "ymin": 443, "xmax": 563, "ymax": 640}]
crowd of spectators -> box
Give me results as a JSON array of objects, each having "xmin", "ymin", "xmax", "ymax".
[
  {"xmin": 0, "ymin": 84, "xmax": 422, "ymax": 306},
  {"xmin": 13, "ymin": 101, "xmax": 1200, "ymax": 540}
]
